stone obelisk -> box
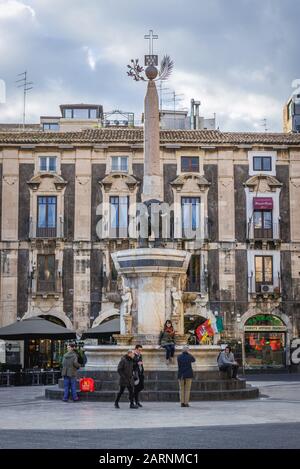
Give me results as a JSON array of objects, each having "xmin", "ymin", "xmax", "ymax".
[{"xmin": 142, "ymin": 78, "xmax": 163, "ymax": 201}]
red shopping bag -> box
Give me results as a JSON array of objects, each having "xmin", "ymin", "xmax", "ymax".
[{"xmin": 79, "ymin": 377, "xmax": 95, "ymax": 392}]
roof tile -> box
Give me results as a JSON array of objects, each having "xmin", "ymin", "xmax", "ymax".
[{"xmin": 0, "ymin": 128, "xmax": 300, "ymax": 145}]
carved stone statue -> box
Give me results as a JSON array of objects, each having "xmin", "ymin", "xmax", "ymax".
[
  {"xmin": 171, "ymin": 287, "xmax": 182, "ymax": 317},
  {"xmin": 120, "ymin": 287, "xmax": 133, "ymax": 335},
  {"xmin": 121, "ymin": 287, "xmax": 132, "ymax": 317}
]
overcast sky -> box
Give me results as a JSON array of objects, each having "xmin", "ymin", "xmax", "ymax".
[{"xmin": 0, "ymin": 0, "xmax": 299, "ymax": 131}]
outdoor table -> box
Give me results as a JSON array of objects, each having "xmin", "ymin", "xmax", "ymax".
[
  {"xmin": 0, "ymin": 371, "xmax": 16, "ymax": 386},
  {"xmin": 43, "ymin": 370, "xmax": 61, "ymax": 385},
  {"xmin": 25, "ymin": 370, "xmax": 42, "ymax": 385}
]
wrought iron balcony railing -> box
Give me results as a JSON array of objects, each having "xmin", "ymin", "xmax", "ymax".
[
  {"xmin": 29, "ymin": 218, "xmax": 64, "ymax": 239},
  {"xmin": 247, "ymin": 220, "xmax": 280, "ymax": 241}
]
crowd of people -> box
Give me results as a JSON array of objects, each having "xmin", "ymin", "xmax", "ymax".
[{"xmin": 61, "ymin": 320, "xmax": 239, "ymax": 407}]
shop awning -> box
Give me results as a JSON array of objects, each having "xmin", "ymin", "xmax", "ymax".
[
  {"xmin": 0, "ymin": 317, "xmax": 76, "ymax": 340},
  {"xmin": 82, "ymin": 318, "xmax": 120, "ymax": 338}
]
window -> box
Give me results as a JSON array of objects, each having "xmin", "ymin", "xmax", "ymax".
[
  {"xmin": 253, "ymin": 210, "xmax": 273, "ymax": 238},
  {"xmin": 37, "ymin": 255, "xmax": 56, "ymax": 292},
  {"xmin": 110, "ymin": 196, "xmax": 129, "ymax": 237},
  {"xmin": 255, "ymin": 256, "xmax": 273, "ymax": 291},
  {"xmin": 39, "ymin": 156, "xmax": 57, "ymax": 172},
  {"xmin": 37, "ymin": 196, "xmax": 57, "ymax": 237},
  {"xmin": 111, "ymin": 156, "xmax": 128, "ymax": 172},
  {"xmin": 181, "ymin": 197, "xmax": 200, "ymax": 238},
  {"xmin": 186, "ymin": 255, "xmax": 201, "ymax": 292},
  {"xmin": 253, "ymin": 156, "xmax": 272, "ymax": 172},
  {"xmin": 43, "ymin": 123, "xmax": 59, "ymax": 131},
  {"xmin": 63, "ymin": 108, "xmax": 98, "ymax": 119},
  {"xmin": 181, "ymin": 156, "xmax": 199, "ymax": 172}
]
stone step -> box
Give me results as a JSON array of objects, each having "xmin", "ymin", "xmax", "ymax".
[
  {"xmin": 45, "ymin": 385, "xmax": 259, "ymax": 401},
  {"xmin": 78, "ymin": 369, "xmax": 231, "ymax": 381},
  {"xmin": 58, "ymin": 378, "xmax": 246, "ymax": 392}
]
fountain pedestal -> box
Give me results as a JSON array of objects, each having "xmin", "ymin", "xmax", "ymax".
[{"xmin": 111, "ymin": 248, "xmax": 190, "ymax": 340}]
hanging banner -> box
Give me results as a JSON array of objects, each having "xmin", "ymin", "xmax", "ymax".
[{"xmin": 253, "ymin": 197, "xmax": 273, "ymax": 210}]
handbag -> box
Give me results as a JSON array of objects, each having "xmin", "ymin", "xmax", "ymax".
[{"xmin": 79, "ymin": 377, "xmax": 95, "ymax": 392}]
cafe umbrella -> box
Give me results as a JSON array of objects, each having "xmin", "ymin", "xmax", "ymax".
[
  {"xmin": 0, "ymin": 316, "xmax": 77, "ymax": 370},
  {"xmin": 81, "ymin": 317, "xmax": 120, "ymax": 339},
  {"xmin": 0, "ymin": 316, "xmax": 76, "ymax": 340}
]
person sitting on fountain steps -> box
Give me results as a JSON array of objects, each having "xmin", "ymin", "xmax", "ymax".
[
  {"xmin": 217, "ymin": 345, "xmax": 239, "ymax": 379},
  {"xmin": 159, "ymin": 320, "xmax": 176, "ymax": 364},
  {"xmin": 114, "ymin": 350, "xmax": 138, "ymax": 409}
]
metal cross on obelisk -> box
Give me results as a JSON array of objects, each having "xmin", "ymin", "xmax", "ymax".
[{"xmin": 144, "ymin": 29, "xmax": 158, "ymax": 54}]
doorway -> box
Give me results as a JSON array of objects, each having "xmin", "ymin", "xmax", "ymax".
[{"xmin": 244, "ymin": 314, "xmax": 287, "ymax": 368}]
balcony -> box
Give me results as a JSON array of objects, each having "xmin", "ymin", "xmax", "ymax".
[
  {"xmin": 248, "ymin": 274, "xmax": 281, "ymax": 299},
  {"xmin": 29, "ymin": 218, "xmax": 64, "ymax": 239},
  {"xmin": 36, "ymin": 280, "xmax": 56, "ymax": 294},
  {"xmin": 247, "ymin": 220, "xmax": 280, "ymax": 242}
]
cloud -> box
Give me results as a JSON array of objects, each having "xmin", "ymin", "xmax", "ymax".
[
  {"xmin": 0, "ymin": 0, "xmax": 35, "ymax": 20},
  {"xmin": 0, "ymin": 0, "xmax": 299, "ymax": 131},
  {"xmin": 82, "ymin": 47, "xmax": 97, "ymax": 71}
]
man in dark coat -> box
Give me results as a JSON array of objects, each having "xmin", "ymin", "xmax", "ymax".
[
  {"xmin": 133, "ymin": 344, "xmax": 144, "ymax": 407},
  {"xmin": 61, "ymin": 343, "xmax": 81, "ymax": 402},
  {"xmin": 115, "ymin": 350, "xmax": 138, "ymax": 409},
  {"xmin": 177, "ymin": 345, "xmax": 196, "ymax": 407}
]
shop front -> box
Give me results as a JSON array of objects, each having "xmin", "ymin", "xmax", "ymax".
[
  {"xmin": 244, "ymin": 314, "xmax": 287, "ymax": 368},
  {"xmin": 25, "ymin": 338, "xmax": 65, "ymax": 369}
]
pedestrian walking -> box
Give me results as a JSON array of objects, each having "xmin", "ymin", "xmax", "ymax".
[
  {"xmin": 61, "ymin": 343, "xmax": 81, "ymax": 402},
  {"xmin": 115, "ymin": 350, "xmax": 138, "ymax": 409},
  {"xmin": 217, "ymin": 345, "xmax": 239, "ymax": 379},
  {"xmin": 133, "ymin": 344, "xmax": 144, "ymax": 407},
  {"xmin": 177, "ymin": 345, "xmax": 196, "ymax": 407},
  {"xmin": 159, "ymin": 320, "xmax": 176, "ymax": 364}
]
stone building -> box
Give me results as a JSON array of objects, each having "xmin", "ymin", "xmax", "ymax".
[{"xmin": 1, "ymin": 122, "xmax": 300, "ymax": 367}]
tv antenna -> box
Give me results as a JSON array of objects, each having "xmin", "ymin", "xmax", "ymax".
[
  {"xmin": 16, "ymin": 71, "xmax": 33, "ymax": 130},
  {"xmin": 158, "ymin": 81, "xmax": 170, "ymax": 111},
  {"xmin": 261, "ymin": 118, "xmax": 268, "ymax": 132},
  {"xmin": 165, "ymin": 91, "xmax": 184, "ymax": 128},
  {"xmin": 165, "ymin": 91, "xmax": 184, "ymax": 111}
]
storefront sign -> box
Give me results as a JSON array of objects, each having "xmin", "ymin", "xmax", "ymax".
[
  {"xmin": 253, "ymin": 197, "xmax": 273, "ymax": 210},
  {"xmin": 245, "ymin": 326, "xmax": 286, "ymax": 332},
  {"xmin": 291, "ymin": 338, "xmax": 300, "ymax": 365}
]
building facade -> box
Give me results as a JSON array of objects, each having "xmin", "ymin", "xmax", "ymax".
[{"xmin": 1, "ymin": 126, "xmax": 300, "ymax": 367}]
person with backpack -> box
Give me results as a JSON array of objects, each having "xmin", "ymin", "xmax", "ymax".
[
  {"xmin": 75, "ymin": 345, "xmax": 87, "ymax": 367},
  {"xmin": 61, "ymin": 343, "xmax": 81, "ymax": 402}
]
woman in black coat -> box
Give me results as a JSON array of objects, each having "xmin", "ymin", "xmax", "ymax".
[{"xmin": 114, "ymin": 350, "xmax": 138, "ymax": 409}]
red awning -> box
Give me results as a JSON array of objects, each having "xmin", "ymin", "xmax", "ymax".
[{"xmin": 253, "ymin": 197, "xmax": 273, "ymax": 210}]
